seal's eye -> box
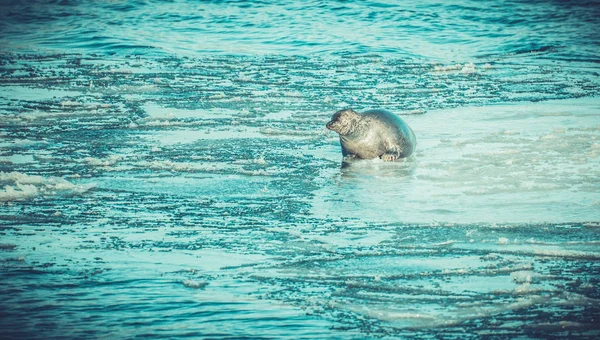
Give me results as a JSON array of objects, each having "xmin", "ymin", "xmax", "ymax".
[{"xmin": 329, "ymin": 112, "xmax": 342, "ymax": 123}]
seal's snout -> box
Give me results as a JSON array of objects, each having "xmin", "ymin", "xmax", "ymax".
[{"xmin": 326, "ymin": 121, "xmax": 333, "ymax": 130}]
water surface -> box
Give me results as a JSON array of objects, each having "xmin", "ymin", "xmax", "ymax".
[{"xmin": 1, "ymin": 0, "xmax": 600, "ymax": 338}]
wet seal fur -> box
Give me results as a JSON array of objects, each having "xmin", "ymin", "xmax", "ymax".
[{"xmin": 326, "ymin": 108, "xmax": 416, "ymax": 161}]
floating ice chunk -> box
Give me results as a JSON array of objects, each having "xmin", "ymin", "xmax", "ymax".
[
  {"xmin": 511, "ymin": 270, "xmax": 541, "ymax": 284},
  {"xmin": 0, "ymin": 171, "xmax": 94, "ymax": 201},
  {"xmin": 432, "ymin": 62, "xmax": 476, "ymax": 74},
  {"xmin": 497, "ymin": 237, "xmax": 509, "ymax": 244},
  {"xmin": 83, "ymin": 155, "xmax": 121, "ymax": 167},
  {"xmin": 0, "ymin": 171, "xmax": 44, "ymax": 185},
  {"xmin": 513, "ymin": 282, "xmax": 541, "ymax": 294},
  {"xmin": 0, "ymin": 184, "xmax": 38, "ymax": 201},
  {"xmin": 461, "ymin": 63, "xmax": 476, "ymax": 74},
  {"xmin": 182, "ymin": 280, "xmax": 208, "ymax": 289},
  {"xmin": 433, "ymin": 240, "xmax": 455, "ymax": 246},
  {"xmin": 433, "ymin": 63, "xmax": 463, "ymax": 72},
  {"xmin": 282, "ymin": 90, "xmax": 303, "ymax": 98},
  {"xmin": 253, "ymin": 155, "xmax": 267, "ymax": 165}
]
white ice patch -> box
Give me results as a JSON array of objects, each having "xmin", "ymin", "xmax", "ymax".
[
  {"xmin": 461, "ymin": 63, "xmax": 476, "ymax": 74},
  {"xmin": 182, "ymin": 280, "xmax": 209, "ymax": 289},
  {"xmin": 513, "ymin": 282, "xmax": 543, "ymax": 295},
  {"xmin": 510, "ymin": 270, "xmax": 546, "ymax": 284},
  {"xmin": 0, "ymin": 183, "xmax": 39, "ymax": 201},
  {"xmin": 0, "ymin": 171, "xmax": 95, "ymax": 202},
  {"xmin": 311, "ymin": 98, "xmax": 600, "ymax": 224},
  {"xmin": 83, "ymin": 155, "xmax": 122, "ymax": 167},
  {"xmin": 432, "ymin": 62, "xmax": 476, "ymax": 74},
  {"xmin": 432, "ymin": 63, "xmax": 463, "ymax": 72},
  {"xmin": 498, "ymin": 237, "xmax": 510, "ymax": 245}
]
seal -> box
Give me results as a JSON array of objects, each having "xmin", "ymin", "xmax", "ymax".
[{"xmin": 326, "ymin": 108, "xmax": 416, "ymax": 161}]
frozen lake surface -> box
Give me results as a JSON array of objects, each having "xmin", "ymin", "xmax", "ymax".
[{"xmin": 1, "ymin": 0, "xmax": 600, "ymax": 338}]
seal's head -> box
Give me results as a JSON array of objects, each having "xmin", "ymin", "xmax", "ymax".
[{"xmin": 326, "ymin": 109, "xmax": 361, "ymax": 136}]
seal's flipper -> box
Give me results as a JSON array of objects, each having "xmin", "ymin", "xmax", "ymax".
[
  {"xmin": 381, "ymin": 145, "xmax": 402, "ymax": 161},
  {"xmin": 381, "ymin": 152, "xmax": 397, "ymax": 161}
]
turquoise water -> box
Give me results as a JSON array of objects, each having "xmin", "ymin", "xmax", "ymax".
[
  {"xmin": 2, "ymin": 0, "xmax": 600, "ymax": 61},
  {"xmin": 1, "ymin": 1, "xmax": 600, "ymax": 338}
]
